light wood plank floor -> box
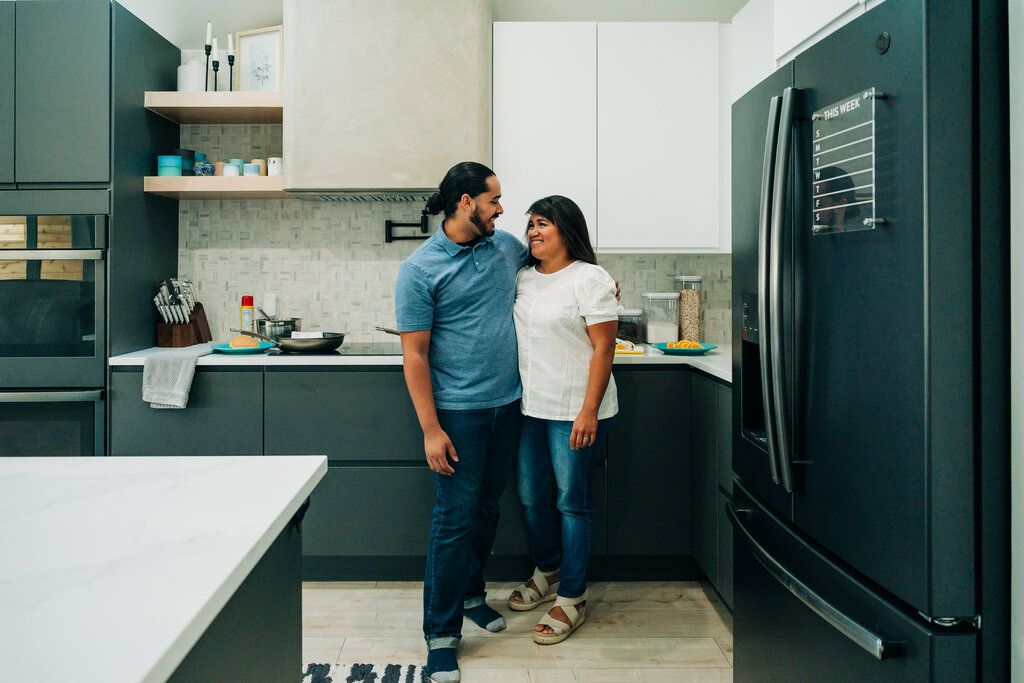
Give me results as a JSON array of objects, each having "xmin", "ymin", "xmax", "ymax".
[{"xmin": 303, "ymin": 580, "xmax": 733, "ymax": 682}]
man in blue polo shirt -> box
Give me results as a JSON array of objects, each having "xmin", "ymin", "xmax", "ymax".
[{"xmin": 395, "ymin": 162, "xmax": 528, "ymax": 682}]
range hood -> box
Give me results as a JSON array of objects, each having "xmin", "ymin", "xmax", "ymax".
[{"xmin": 283, "ymin": 0, "xmax": 492, "ymax": 200}]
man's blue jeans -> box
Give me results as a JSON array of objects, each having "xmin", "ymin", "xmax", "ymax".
[
  {"xmin": 517, "ymin": 415, "xmax": 615, "ymax": 599},
  {"xmin": 422, "ymin": 401, "xmax": 522, "ymax": 648}
]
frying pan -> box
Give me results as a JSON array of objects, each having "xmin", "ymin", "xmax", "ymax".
[{"xmin": 231, "ymin": 328, "xmax": 345, "ymax": 353}]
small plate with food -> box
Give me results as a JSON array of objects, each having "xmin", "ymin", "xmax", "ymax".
[
  {"xmin": 651, "ymin": 340, "xmax": 718, "ymax": 356},
  {"xmin": 212, "ymin": 335, "xmax": 276, "ymax": 354}
]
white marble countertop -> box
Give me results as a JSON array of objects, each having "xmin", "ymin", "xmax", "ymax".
[
  {"xmin": 0, "ymin": 455, "xmax": 327, "ymax": 683},
  {"xmin": 109, "ymin": 343, "xmax": 732, "ymax": 383}
]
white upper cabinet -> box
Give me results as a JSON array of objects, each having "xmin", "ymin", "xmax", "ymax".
[
  {"xmin": 493, "ymin": 23, "xmax": 597, "ymax": 240},
  {"xmin": 596, "ymin": 22, "xmax": 719, "ymax": 251},
  {"xmin": 493, "ymin": 21, "xmax": 721, "ymax": 252},
  {"xmin": 773, "ymin": 0, "xmax": 862, "ymax": 61}
]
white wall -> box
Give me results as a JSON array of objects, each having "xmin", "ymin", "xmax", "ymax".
[
  {"xmin": 1011, "ymin": 0, "xmax": 1023, "ymax": 677},
  {"xmin": 730, "ymin": 0, "xmax": 774, "ymax": 102}
]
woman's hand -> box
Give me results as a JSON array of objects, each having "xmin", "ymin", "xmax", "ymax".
[{"xmin": 571, "ymin": 409, "xmax": 599, "ymax": 450}]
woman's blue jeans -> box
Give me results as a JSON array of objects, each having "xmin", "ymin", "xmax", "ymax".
[
  {"xmin": 422, "ymin": 401, "xmax": 522, "ymax": 648},
  {"xmin": 517, "ymin": 414, "xmax": 615, "ymax": 599}
]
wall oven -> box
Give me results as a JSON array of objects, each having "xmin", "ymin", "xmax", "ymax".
[{"xmin": 0, "ymin": 191, "xmax": 108, "ymax": 389}]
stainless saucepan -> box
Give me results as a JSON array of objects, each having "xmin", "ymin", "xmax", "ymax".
[{"xmin": 231, "ymin": 328, "xmax": 345, "ymax": 353}]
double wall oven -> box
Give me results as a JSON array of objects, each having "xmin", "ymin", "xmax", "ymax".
[{"xmin": 0, "ymin": 190, "xmax": 109, "ymax": 456}]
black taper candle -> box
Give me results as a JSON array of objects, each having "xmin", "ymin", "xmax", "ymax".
[
  {"xmin": 204, "ymin": 44, "xmax": 212, "ymax": 91},
  {"xmin": 212, "ymin": 60, "xmax": 219, "ymax": 92}
]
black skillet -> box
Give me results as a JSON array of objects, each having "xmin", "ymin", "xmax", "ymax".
[{"xmin": 231, "ymin": 328, "xmax": 345, "ymax": 353}]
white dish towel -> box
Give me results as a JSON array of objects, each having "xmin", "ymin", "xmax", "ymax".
[{"xmin": 142, "ymin": 343, "xmax": 215, "ymax": 409}]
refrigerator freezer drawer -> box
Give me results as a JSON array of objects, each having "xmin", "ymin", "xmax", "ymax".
[{"xmin": 730, "ymin": 483, "xmax": 976, "ymax": 682}]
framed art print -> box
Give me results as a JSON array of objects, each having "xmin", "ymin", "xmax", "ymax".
[{"xmin": 237, "ymin": 25, "xmax": 283, "ymax": 92}]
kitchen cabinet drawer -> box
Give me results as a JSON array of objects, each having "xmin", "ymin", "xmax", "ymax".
[
  {"xmin": 109, "ymin": 368, "xmax": 263, "ymax": 456},
  {"xmin": 264, "ymin": 369, "xmax": 422, "ymax": 462},
  {"xmin": 606, "ymin": 368, "xmax": 691, "ymax": 555},
  {"xmin": 493, "ymin": 463, "xmax": 608, "ymax": 556},
  {"xmin": 302, "ymin": 465, "xmax": 434, "ymax": 557},
  {"xmin": 15, "ymin": 0, "xmax": 110, "ymax": 184},
  {"xmin": 0, "ymin": 2, "xmax": 13, "ymax": 184}
]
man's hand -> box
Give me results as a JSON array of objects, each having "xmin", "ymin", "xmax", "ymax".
[{"xmin": 424, "ymin": 426, "xmax": 458, "ymax": 475}]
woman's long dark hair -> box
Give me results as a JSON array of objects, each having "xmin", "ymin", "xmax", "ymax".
[
  {"xmin": 423, "ymin": 161, "xmax": 495, "ymax": 217},
  {"xmin": 524, "ymin": 195, "xmax": 597, "ymax": 267}
]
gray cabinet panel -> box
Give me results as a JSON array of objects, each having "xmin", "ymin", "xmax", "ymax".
[
  {"xmin": 691, "ymin": 373, "xmax": 718, "ymax": 584},
  {"xmin": 109, "ymin": 369, "xmax": 263, "ymax": 455},
  {"xmin": 15, "ymin": 0, "xmax": 110, "ymax": 183},
  {"xmin": 607, "ymin": 369, "xmax": 691, "ymax": 555},
  {"xmin": 264, "ymin": 370, "xmax": 423, "ymax": 461},
  {"xmin": 0, "ymin": 2, "xmax": 12, "ymax": 184},
  {"xmin": 494, "ymin": 464, "xmax": 607, "ymax": 556},
  {"xmin": 717, "ymin": 492, "xmax": 733, "ymax": 609},
  {"xmin": 303, "ymin": 466, "xmax": 434, "ymax": 556},
  {"xmin": 717, "ymin": 383, "xmax": 733, "ymax": 495}
]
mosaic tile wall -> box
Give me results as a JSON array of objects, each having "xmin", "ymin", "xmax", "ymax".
[{"xmin": 178, "ymin": 125, "xmax": 732, "ymax": 344}]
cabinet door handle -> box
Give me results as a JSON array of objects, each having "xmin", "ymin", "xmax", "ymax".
[
  {"xmin": 0, "ymin": 390, "xmax": 103, "ymax": 403},
  {"xmin": 0, "ymin": 249, "xmax": 103, "ymax": 261}
]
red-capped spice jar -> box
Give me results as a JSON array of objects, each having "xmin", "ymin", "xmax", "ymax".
[{"xmin": 240, "ymin": 295, "xmax": 254, "ymax": 331}]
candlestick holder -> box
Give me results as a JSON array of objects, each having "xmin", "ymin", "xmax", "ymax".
[
  {"xmin": 212, "ymin": 59, "xmax": 220, "ymax": 92},
  {"xmin": 227, "ymin": 55, "xmax": 235, "ymax": 92},
  {"xmin": 204, "ymin": 43, "xmax": 211, "ymax": 91}
]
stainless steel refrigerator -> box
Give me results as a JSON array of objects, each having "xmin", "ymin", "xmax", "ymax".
[{"xmin": 729, "ymin": 0, "xmax": 1008, "ymax": 680}]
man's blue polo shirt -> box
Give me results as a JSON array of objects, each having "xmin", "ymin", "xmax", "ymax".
[{"xmin": 395, "ymin": 224, "xmax": 528, "ymax": 410}]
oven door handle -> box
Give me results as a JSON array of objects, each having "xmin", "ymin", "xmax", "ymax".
[
  {"xmin": 0, "ymin": 390, "xmax": 103, "ymax": 403},
  {"xmin": 0, "ymin": 249, "xmax": 103, "ymax": 260}
]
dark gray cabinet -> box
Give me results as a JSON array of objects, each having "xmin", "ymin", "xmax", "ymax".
[
  {"xmin": 606, "ymin": 369, "xmax": 691, "ymax": 555},
  {"xmin": 14, "ymin": 0, "xmax": 110, "ymax": 184},
  {"xmin": 689, "ymin": 374, "xmax": 734, "ymax": 609},
  {"xmin": 0, "ymin": 2, "xmax": 13, "ymax": 184},
  {"xmin": 109, "ymin": 368, "xmax": 263, "ymax": 455},
  {"xmin": 264, "ymin": 369, "xmax": 422, "ymax": 461},
  {"xmin": 691, "ymin": 373, "xmax": 719, "ymax": 585},
  {"xmin": 716, "ymin": 382, "xmax": 734, "ymax": 607},
  {"xmin": 302, "ymin": 466, "xmax": 434, "ymax": 557}
]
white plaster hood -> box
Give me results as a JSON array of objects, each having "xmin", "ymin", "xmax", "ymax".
[{"xmin": 283, "ymin": 0, "xmax": 492, "ymax": 200}]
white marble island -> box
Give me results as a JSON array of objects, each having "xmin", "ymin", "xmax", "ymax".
[{"xmin": 0, "ymin": 455, "xmax": 327, "ymax": 683}]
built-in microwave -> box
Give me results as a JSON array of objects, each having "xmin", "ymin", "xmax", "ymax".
[{"xmin": 0, "ymin": 191, "xmax": 108, "ymax": 389}]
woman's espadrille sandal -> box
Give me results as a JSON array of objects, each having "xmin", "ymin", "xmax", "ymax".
[
  {"xmin": 507, "ymin": 566, "xmax": 559, "ymax": 612},
  {"xmin": 533, "ymin": 591, "xmax": 588, "ymax": 645}
]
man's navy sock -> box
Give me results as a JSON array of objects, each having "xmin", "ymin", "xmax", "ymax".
[
  {"xmin": 425, "ymin": 647, "xmax": 459, "ymax": 682},
  {"xmin": 463, "ymin": 598, "xmax": 506, "ymax": 632}
]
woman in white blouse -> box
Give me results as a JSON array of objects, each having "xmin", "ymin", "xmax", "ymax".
[{"xmin": 507, "ymin": 195, "xmax": 618, "ymax": 645}]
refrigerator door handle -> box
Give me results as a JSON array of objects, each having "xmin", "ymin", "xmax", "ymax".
[
  {"xmin": 726, "ymin": 503, "xmax": 899, "ymax": 661},
  {"xmin": 769, "ymin": 86, "xmax": 796, "ymax": 493},
  {"xmin": 758, "ymin": 96, "xmax": 783, "ymax": 486}
]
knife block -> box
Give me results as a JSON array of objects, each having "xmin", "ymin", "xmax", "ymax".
[{"xmin": 156, "ymin": 303, "xmax": 213, "ymax": 347}]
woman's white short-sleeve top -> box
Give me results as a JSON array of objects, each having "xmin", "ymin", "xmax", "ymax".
[{"xmin": 513, "ymin": 261, "xmax": 619, "ymax": 421}]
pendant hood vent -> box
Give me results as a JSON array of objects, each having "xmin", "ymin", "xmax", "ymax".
[{"xmin": 283, "ymin": 0, "xmax": 492, "ymax": 198}]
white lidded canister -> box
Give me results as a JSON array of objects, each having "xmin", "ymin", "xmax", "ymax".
[{"xmin": 641, "ymin": 293, "xmax": 679, "ymax": 344}]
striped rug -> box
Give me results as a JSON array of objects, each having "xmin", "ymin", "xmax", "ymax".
[{"xmin": 302, "ymin": 662, "xmax": 428, "ymax": 682}]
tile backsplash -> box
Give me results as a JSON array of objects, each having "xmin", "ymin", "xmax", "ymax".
[{"xmin": 177, "ymin": 125, "xmax": 732, "ymax": 344}]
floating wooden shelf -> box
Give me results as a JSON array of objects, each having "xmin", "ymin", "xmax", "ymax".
[
  {"xmin": 143, "ymin": 175, "xmax": 289, "ymax": 199},
  {"xmin": 144, "ymin": 91, "xmax": 283, "ymax": 124}
]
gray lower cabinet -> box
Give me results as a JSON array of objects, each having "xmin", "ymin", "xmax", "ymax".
[
  {"xmin": 606, "ymin": 369, "xmax": 691, "ymax": 555},
  {"xmin": 302, "ymin": 465, "xmax": 434, "ymax": 557},
  {"xmin": 0, "ymin": 2, "xmax": 13, "ymax": 184},
  {"xmin": 717, "ymin": 382, "xmax": 734, "ymax": 608},
  {"xmin": 264, "ymin": 368, "xmax": 422, "ymax": 461},
  {"xmin": 14, "ymin": 0, "xmax": 110, "ymax": 184},
  {"xmin": 691, "ymin": 373, "xmax": 719, "ymax": 586},
  {"xmin": 109, "ymin": 368, "xmax": 263, "ymax": 455},
  {"xmin": 689, "ymin": 374, "xmax": 734, "ymax": 609}
]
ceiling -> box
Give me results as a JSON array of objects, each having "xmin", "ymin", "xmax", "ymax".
[{"xmin": 117, "ymin": 0, "xmax": 750, "ymax": 50}]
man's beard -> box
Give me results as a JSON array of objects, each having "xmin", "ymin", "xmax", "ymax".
[{"xmin": 470, "ymin": 207, "xmax": 495, "ymax": 236}]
